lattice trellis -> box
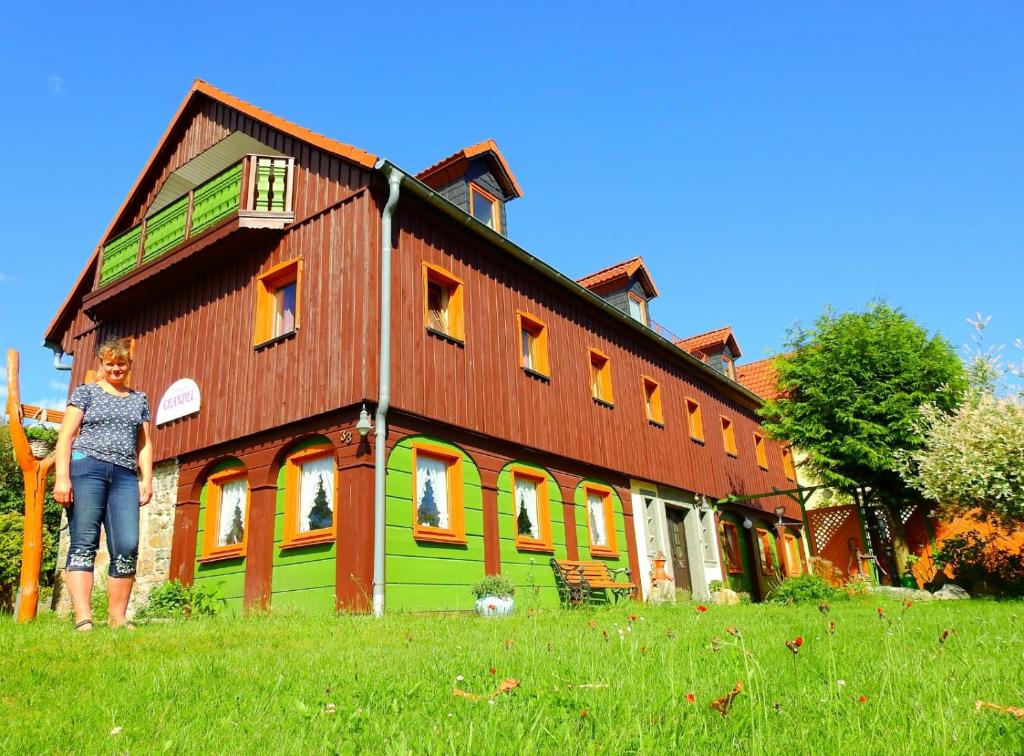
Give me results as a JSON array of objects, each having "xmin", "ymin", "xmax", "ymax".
[
  {"xmin": 808, "ymin": 507, "xmax": 853, "ymax": 554},
  {"xmin": 899, "ymin": 504, "xmax": 919, "ymax": 524}
]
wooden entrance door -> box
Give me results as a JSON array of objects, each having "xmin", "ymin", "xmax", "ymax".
[{"xmin": 666, "ymin": 508, "xmax": 693, "ymax": 592}]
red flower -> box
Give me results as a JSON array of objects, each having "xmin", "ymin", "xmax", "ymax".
[
  {"xmin": 489, "ymin": 667, "xmax": 497, "ymax": 675},
  {"xmin": 580, "ymin": 710, "xmax": 589, "ymax": 718},
  {"xmin": 685, "ymin": 692, "xmax": 696, "ymax": 704},
  {"xmin": 696, "ymin": 605, "xmax": 708, "ymax": 613},
  {"xmin": 628, "ymin": 613, "xmax": 638, "ymax": 623},
  {"xmin": 858, "ymin": 695, "xmax": 868, "ymax": 703},
  {"xmin": 794, "ymin": 636, "xmax": 804, "ymax": 647},
  {"xmin": 876, "ymin": 606, "xmax": 885, "ymax": 616}
]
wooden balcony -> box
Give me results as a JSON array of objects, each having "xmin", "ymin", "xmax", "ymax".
[{"xmin": 97, "ymin": 155, "xmax": 295, "ymax": 287}]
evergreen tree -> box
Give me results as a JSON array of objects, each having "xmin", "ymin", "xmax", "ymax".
[
  {"xmin": 418, "ymin": 478, "xmax": 441, "ymax": 527},
  {"xmin": 224, "ymin": 503, "xmax": 244, "ymax": 545},
  {"xmin": 308, "ymin": 475, "xmax": 333, "ymax": 530},
  {"xmin": 517, "ymin": 494, "xmax": 534, "ymax": 537}
]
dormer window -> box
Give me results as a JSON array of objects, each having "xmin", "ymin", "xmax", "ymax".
[
  {"xmin": 627, "ymin": 292, "xmax": 648, "ymax": 325},
  {"xmin": 722, "ymin": 353, "xmax": 737, "ymax": 380},
  {"xmin": 469, "ymin": 183, "xmax": 500, "ymax": 232}
]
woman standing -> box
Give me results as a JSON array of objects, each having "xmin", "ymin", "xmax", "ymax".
[{"xmin": 53, "ymin": 338, "xmax": 153, "ymax": 631}]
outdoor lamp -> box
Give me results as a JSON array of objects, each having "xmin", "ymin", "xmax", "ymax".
[
  {"xmin": 774, "ymin": 504, "xmax": 787, "ymax": 533},
  {"xmin": 356, "ymin": 405, "xmax": 373, "ymax": 437},
  {"xmin": 742, "ymin": 518, "xmax": 753, "ymax": 530}
]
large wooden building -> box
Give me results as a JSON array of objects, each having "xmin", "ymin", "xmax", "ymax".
[{"xmin": 45, "ymin": 81, "xmax": 805, "ymax": 614}]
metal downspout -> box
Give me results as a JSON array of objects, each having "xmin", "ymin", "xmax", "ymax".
[{"xmin": 372, "ymin": 167, "xmax": 402, "ymax": 617}]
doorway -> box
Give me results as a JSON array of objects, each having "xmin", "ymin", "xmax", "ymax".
[{"xmin": 666, "ymin": 507, "xmax": 693, "ymax": 593}]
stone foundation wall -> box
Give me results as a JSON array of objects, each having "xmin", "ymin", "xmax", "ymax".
[{"xmin": 52, "ymin": 460, "xmax": 179, "ymax": 617}]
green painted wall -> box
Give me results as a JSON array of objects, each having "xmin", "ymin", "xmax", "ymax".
[
  {"xmin": 496, "ymin": 463, "xmax": 566, "ymax": 609},
  {"xmin": 193, "ymin": 459, "xmax": 247, "ymax": 615},
  {"xmin": 385, "ymin": 436, "xmax": 485, "ymax": 612},
  {"xmin": 270, "ymin": 437, "xmax": 337, "ymax": 613},
  {"xmin": 718, "ymin": 512, "xmax": 755, "ymax": 596}
]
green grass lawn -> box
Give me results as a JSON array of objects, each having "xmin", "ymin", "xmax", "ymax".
[{"xmin": 2, "ymin": 597, "xmax": 1022, "ymax": 754}]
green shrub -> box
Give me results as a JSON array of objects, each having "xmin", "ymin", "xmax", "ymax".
[
  {"xmin": 0, "ymin": 512, "xmax": 56, "ymax": 612},
  {"xmin": 136, "ymin": 580, "xmax": 225, "ymax": 619},
  {"xmin": 471, "ymin": 575, "xmax": 516, "ymax": 599},
  {"xmin": 708, "ymin": 580, "xmax": 725, "ymax": 593},
  {"xmin": 768, "ymin": 574, "xmax": 844, "ymax": 604},
  {"xmin": 931, "ymin": 528, "xmax": 1024, "ymax": 596},
  {"xmin": 24, "ymin": 426, "xmax": 58, "ymax": 444}
]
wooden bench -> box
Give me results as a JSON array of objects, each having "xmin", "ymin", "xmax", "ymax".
[{"xmin": 551, "ymin": 558, "xmax": 636, "ymax": 606}]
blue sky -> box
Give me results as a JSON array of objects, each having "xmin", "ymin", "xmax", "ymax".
[{"xmin": 1, "ymin": 2, "xmax": 1021, "ymax": 412}]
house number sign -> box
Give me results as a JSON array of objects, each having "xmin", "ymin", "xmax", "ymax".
[{"xmin": 155, "ymin": 378, "xmax": 201, "ymax": 425}]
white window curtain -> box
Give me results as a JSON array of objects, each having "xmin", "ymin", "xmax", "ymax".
[
  {"xmin": 521, "ymin": 329, "xmax": 533, "ymax": 370},
  {"xmin": 217, "ymin": 479, "xmax": 247, "ymax": 546},
  {"xmin": 514, "ymin": 477, "xmax": 540, "ymax": 540},
  {"xmin": 298, "ymin": 456, "xmax": 334, "ymax": 533},
  {"xmin": 588, "ymin": 492, "xmax": 607, "ymax": 546},
  {"xmin": 416, "ymin": 455, "xmax": 450, "ymax": 529}
]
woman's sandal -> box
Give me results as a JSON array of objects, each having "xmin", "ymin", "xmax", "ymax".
[{"xmin": 74, "ymin": 619, "xmax": 94, "ymax": 632}]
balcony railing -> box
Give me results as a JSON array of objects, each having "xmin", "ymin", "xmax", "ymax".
[{"xmin": 98, "ymin": 154, "xmax": 295, "ymax": 287}]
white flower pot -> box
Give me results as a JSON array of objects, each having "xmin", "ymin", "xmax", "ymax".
[{"xmin": 475, "ymin": 595, "xmax": 514, "ymax": 617}]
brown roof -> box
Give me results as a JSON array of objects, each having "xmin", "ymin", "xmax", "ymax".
[
  {"xmin": 46, "ymin": 80, "xmax": 380, "ymax": 346},
  {"xmin": 736, "ymin": 357, "xmax": 782, "ymax": 400},
  {"xmin": 674, "ymin": 326, "xmax": 741, "ymax": 359},
  {"xmin": 416, "ymin": 138, "xmax": 523, "ymax": 199},
  {"xmin": 576, "ymin": 256, "xmax": 659, "ymax": 299}
]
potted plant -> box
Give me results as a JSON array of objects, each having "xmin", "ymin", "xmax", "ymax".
[
  {"xmin": 901, "ymin": 554, "xmax": 920, "ymax": 589},
  {"xmin": 25, "ymin": 425, "xmax": 58, "ymax": 460},
  {"xmin": 471, "ymin": 575, "xmax": 516, "ymax": 617}
]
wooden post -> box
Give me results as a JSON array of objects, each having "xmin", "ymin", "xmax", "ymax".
[{"xmin": 5, "ymin": 350, "xmax": 55, "ymax": 624}]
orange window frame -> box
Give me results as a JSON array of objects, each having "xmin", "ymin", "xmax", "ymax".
[
  {"xmin": 589, "ymin": 348, "xmax": 614, "ymax": 405},
  {"xmin": 754, "ymin": 433, "xmax": 768, "ymax": 470},
  {"xmin": 641, "ymin": 376, "xmax": 663, "ymax": 425},
  {"xmin": 282, "ymin": 442, "xmax": 337, "ymax": 549},
  {"xmin": 721, "ymin": 416, "xmax": 738, "ymax": 457},
  {"xmin": 782, "ymin": 446, "xmax": 797, "ymax": 482},
  {"xmin": 422, "ymin": 262, "xmax": 465, "ymax": 341},
  {"xmin": 721, "ymin": 520, "xmax": 743, "ymax": 574},
  {"xmin": 583, "ymin": 483, "xmax": 619, "ymax": 558},
  {"xmin": 783, "ymin": 532, "xmax": 803, "ymax": 576},
  {"xmin": 411, "ymin": 441, "xmax": 466, "ymax": 545},
  {"xmin": 722, "ymin": 354, "xmax": 736, "ymax": 380},
  {"xmin": 516, "ymin": 311, "xmax": 550, "ymax": 377},
  {"xmin": 756, "ymin": 528, "xmax": 775, "ymax": 574},
  {"xmin": 200, "ymin": 466, "xmax": 250, "ymax": 561},
  {"xmin": 685, "ymin": 398, "xmax": 704, "ymax": 442},
  {"xmin": 254, "ymin": 258, "xmax": 302, "ymax": 346},
  {"xmin": 626, "ymin": 291, "xmax": 648, "ymax": 325},
  {"xmin": 510, "ymin": 465, "xmax": 553, "ymax": 552},
  {"xmin": 468, "ymin": 182, "xmax": 501, "ymax": 232}
]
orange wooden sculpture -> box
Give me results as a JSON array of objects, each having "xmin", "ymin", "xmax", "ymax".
[{"xmin": 5, "ymin": 349, "xmax": 55, "ymax": 623}]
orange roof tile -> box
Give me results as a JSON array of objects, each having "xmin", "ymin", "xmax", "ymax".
[
  {"xmin": 576, "ymin": 256, "xmax": 660, "ymax": 298},
  {"xmin": 416, "ymin": 138, "xmax": 523, "ymax": 199},
  {"xmin": 674, "ymin": 326, "xmax": 741, "ymax": 359},
  {"xmin": 736, "ymin": 357, "xmax": 782, "ymax": 400}
]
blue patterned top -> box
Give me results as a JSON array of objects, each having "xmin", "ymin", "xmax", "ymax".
[{"xmin": 68, "ymin": 383, "xmax": 151, "ymax": 471}]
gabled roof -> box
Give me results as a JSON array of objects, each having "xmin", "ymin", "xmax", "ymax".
[
  {"xmin": 576, "ymin": 256, "xmax": 660, "ymax": 299},
  {"xmin": 674, "ymin": 326, "xmax": 742, "ymax": 359},
  {"xmin": 416, "ymin": 139, "xmax": 523, "ymax": 199},
  {"xmin": 45, "ymin": 79, "xmax": 379, "ymax": 346},
  {"xmin": 736, "ymin": 357, "xmax": 782, "ymax": 400}
]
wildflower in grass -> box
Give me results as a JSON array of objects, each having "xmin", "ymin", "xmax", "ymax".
[
  {"xmin": 826, "ymin": 620, "xmax": 837, "ymax": 635},
  {"xmin": 710, "ymin": 636, "xmax": 722, "ymax": 652},
  {"xmin": 773, "ymin": 702, "xmax": 782, "ymax": 712},
  {"xmin": 794, "ymin": 636, "xmax": 804, "ymax": 647},
  {"xmin": 903, "ymin": 599, "xmax": 913, "ymax": 608},
  {"xmin": 696, "ymin": 604, "xmax": 708, "ymax": 613},
  {"xmin": 711, "ymin": 681, "xmax": 744, "ymax": 717},
  {"xmin": 725, "ymin": 625, "xmax": 741, "ymax": 638},
  {"xmin": 602, "ymin": 630, "xmax": 609, "ymax": 641},
  {"xmin": 665, "ymin": 628, "xmax": 676, "ymax": 639},
  {"xmin": 876, "ymin": 606, "xmax": 885, "ymax": 619},
  {"xmin": 686, "ymin": 692, "xmax": 696, "ymax": 704},
  {"xmin": 490, "ymin": 666, "xmax": 497, "ymax": 675},
  {"xmin": 858, "ymin": 695, "xmax": 868, "ymax": 703},
  {"xmin": 580, "ymin": 710, "xmax": 589, "ymax": 718},
  {"xmin": 617, "ymin": 628, "xmax": 625, "ymax": 641},
  {"xmin": 785, "ymin": 636, "xmax": 804, "ymax": 654},
  {"xmin": 640, "ymin": 646, "xmax": 648, "ymax": 655},
  {"xmin": 837, "ymin": 679, "xmax": 846, "ymax": 687},
  {"xmin": 110, "ymin": 727, "xmax": 123, "ymax": 737},
  {"xmin": 505, "ymin": 639, "xmax": 514, "ymax": 650},
  {"xmin": 628, "ymin": 613, "xmax": 638, "ymax": 624},
  {"xmin": 324, "ymin": 703, "xmax": 336, "ymax": 715},
  {"xmin": 818, "ymin": 602, "xmax": 831, "ymax": 615}
]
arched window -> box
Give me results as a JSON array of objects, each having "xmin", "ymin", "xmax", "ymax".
[
  {"xmin": 509, "ymin": 464, "xmax": 553, "ymax": 552},
  {"xmin": 200, "ymin": 462, "xmax": 249, "ymax": 561},
  {"xmin": 282, "ymin": 440, "xmax": 337, "ymax": 548}
]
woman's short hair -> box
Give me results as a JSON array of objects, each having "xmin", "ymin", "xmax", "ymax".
[{"xmin": 97, "ymin": 337, "xmax": 133, "ymax": 365}]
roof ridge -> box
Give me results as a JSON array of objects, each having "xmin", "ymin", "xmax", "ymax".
[
  {"xmin": 577, "ymin": 255, "xmax": 644, "ymax": 283},
  {"xmin": 675, "ymin": 325, "xmax": 734, "ymax": 344}
]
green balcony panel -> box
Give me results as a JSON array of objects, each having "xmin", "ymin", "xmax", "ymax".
[
  {"xmin": 254, "ymin": 159, "xmax": 289, "ymax": 212},
  {"xmin": 190, "ymin": 163, "xmax": 242, "ymax": 235},
  {"xmin": 99, "ymin": 227, "xmax": 141, "ymax": 285},
  {"xmin": 142, "ymin": 195, "xmax": 190, "ymax": 263}
]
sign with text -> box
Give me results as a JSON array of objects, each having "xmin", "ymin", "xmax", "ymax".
[{"xmin": 155, "ymin": 379, "xmax": 201, "ymax": 425}]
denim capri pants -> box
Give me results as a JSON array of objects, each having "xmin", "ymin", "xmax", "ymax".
[{"xmin": 67, "ymin": 455, "xmax": 140, "ymax": 578}]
